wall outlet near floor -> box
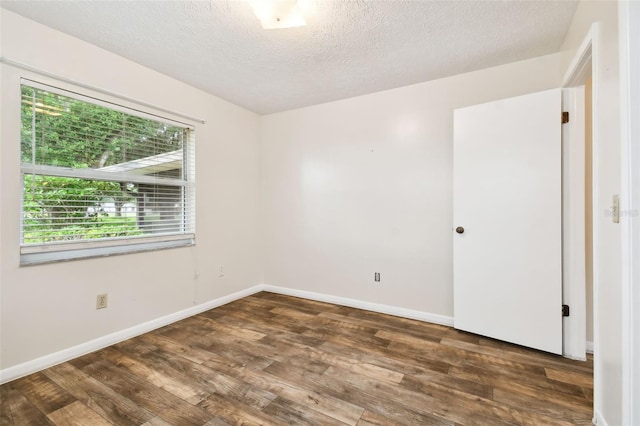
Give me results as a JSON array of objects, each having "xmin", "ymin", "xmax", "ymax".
[
  {"xmin": 96, "ymin": 293, "xmax": 108, "ymax": 309},
  {"xmin": 218, "ymin": 266, "xmax": 225, "ymax": 278},
  {"xmin": 374, "ymin": 272, "xmax": 381, "ymax": 282}
]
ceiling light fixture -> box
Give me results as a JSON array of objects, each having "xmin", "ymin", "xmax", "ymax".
[{"xmin": 249, "ymin": 0, "xmax": 307, "ymax": 30}]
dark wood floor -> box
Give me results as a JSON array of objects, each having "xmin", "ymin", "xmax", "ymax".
[{"xmin": 1, "ymin": 292, "xmax": 594, "ymax": 425}]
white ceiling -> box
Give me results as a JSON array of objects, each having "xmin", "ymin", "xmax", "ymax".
[{"xmin": 1, "ymin": 0, "xmax": 579, "ymax": 115}]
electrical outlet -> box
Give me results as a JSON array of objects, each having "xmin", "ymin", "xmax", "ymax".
[
  {"xmin": 218, "ymin": 265, "xmax": 225, "ymax": 278},
  {"xmin": 96, "ymin": 293, "xmax": 108, "ymax": 309},
  {"xmin": 374, "ymin": 272, "xmax": 381, "ymax": 282}
]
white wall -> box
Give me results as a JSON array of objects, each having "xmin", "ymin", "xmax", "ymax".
[
  {"xmin": 0, "ymin": 10, "xmax": 262, "ymax": 371},
  {"xmin": 261, "ymin": 53, "xmax": 564, "ymax": 317},
  {"xmin": 560, "ymin": 1, "xmax": 623, "ymax": 425}
]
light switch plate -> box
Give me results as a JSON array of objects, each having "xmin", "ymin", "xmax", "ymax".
[{"xmin": 612, "ymin": 194, "xmax": 620, "ymax": 223}]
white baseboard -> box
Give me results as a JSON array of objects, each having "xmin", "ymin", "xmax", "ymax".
[
  {"xmin": 0, "ymin": 284, "xmax": 265, "ymax": 385},
  {"xmin": 587, "ymin": 340, "xmax": 594, "ymax": 354},
  {"xmin": 262, "ymin": 284, "xmax": 454, "ymax": 327}
]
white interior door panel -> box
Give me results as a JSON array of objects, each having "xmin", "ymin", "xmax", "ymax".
[{"xmin": 453, "ymin": 89, "xmax": 562, "ymax": 354}]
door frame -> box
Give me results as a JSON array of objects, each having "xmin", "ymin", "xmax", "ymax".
[
  {"xmin": 561, "ymin": 21, "xmax": 598, "ymax": 415},
  {"xmin": 619, "ymin": 1, "xmax": 639, "ymax": 424},
  {"xmin": 561, "ymin": 86, "xmax": 587, "ymax": 360}
]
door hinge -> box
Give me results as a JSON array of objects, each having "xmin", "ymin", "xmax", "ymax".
[
  {"xmin": 562, "ymin": 111, "xmax": 569, "ymax": 124},
  {"xmin": 562, "ymin": 304, "xmax": 570, "ymax": 317}
]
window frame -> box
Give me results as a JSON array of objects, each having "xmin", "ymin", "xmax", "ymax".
[{"xmin": 19, "ymin": 79, "xmax": 196, "ymax": 265}]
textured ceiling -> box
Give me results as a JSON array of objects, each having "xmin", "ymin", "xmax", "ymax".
[{"xmin": 1, "ymin": 0, "xmax": 579, "ymax": 114}]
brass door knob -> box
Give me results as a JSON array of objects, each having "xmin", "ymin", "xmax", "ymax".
[{"xmin": 455, "ymin": 226, "xmax": 465, "ymax": 234}]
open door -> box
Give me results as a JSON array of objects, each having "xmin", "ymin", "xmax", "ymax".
[{"xmin": 453, "ymin": 89, "xmax": 562, "ymax": 355}]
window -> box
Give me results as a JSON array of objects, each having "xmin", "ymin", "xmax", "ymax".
[{"xmin": 20, "ymin": 80, "xmax": 195, "ymax": 264}]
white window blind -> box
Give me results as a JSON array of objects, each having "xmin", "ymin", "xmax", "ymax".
[{"xmin": 20, "ymin": 80, "xmax": 195, "ymax": 264}]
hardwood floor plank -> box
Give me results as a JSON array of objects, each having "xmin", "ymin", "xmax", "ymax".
[
  {"xmin": 262, "ymin": 357, "xmax": 450, "ymax": 425},
  {"xmin": 42, "ymin": 362, "xmax": 156, "ymax": 426},
  {"xmin": 0, "ymin": 384, "xmax": 55, "ymax": 426},
  {"xmin": 545, "ymin": 367, "xmax": 594, "ymax": 388},
  {"xmin": 387, "ymin": 340, "xmax": 546, "ymax": 378},
  {"xmin": 234, "ymin": 364, "xmax": 365, "ymax": 425},
  {"xmin": 136, "ymin": 332, "xmax": 236, "ymax": 366},
  {"xmin": 493, "ymin": 388, "xmax": 591, "ymax": 423},
  {"xmin": 0, "ymin": 292, "xmax": 593, "ymax": 425},
  {"xmin": 442, "ymin": 337, "xmax": 593, "ymax": 375},
  {"xmin": 67, "ymin": 352, "xmax": 100, "ymax": 371},
  {"xmin": 112, "ymin": 339, "xmax": 158, "ymax": 358},
  {"xmin": 303, "ymin": 325, "xmax": 394, "ymax": 352},
  {"xmin": 209, "ymin": 315, "xmax": 317, "ymax": 345},
  {"xmin": 335, "ymin": 305, "xmax": 450, "ymax": 336},
  {"xmin": 448, "ymin": 364, "xmax": 589, "ymax": 400},
  {"xmin": 82, "ymin": 360, "xmax": 211, "ymax": 426},
  {"xmin": 269, "ymin": 306, "xmax": 322, "ymax": 321},
  {"xmin": 357, "ymin": 409, "xmax": 403, "ymax": 426},
  {"xmin": 197, "ymin": 392, "xmax": 288, "ymax": 426},
  {"xmin": 255, "ymin": 334, "xmax": 404, "ymax": 384},
  {"xmin": 249, "ymin": 292, "xmax": 341, "ymax": 314},
  {"xmin": 318, "ymin": 310, "xmax": 447, "ymax": 343},
  {"xmin": 324, "ymin": 365, "xmax": 516, "ymax": 426},
  {"xmin": 142, "ymin": 346, "xmax": 279, "ymax": 410},
  {"xmin": 99, "ymin": 346, "xmax": 203, "ymax": 401},
  {"xmin": 318, "ymin": 338, "xmax": 451, "ymax": 376},
  {"xmin": 277, "ymin": 384, "xmax": 364, "ymax": 424},
  {"xmin": 196, "ymin": 347, "xmax": 365, "ymax": 425},
  {"xmin": 262, "ymin": 396, "xmax": 347, "ymax": 426},
  {"xmin": 166, "ymin": 313, "xmax": 268, "ymax": 342},
  {"xmin": 47, "ymin": 400, "xmax": 112, "ymax": 426},
  {"xmin": 140, "ymin": 417, "xmax": 173, "ymax": 426},
  {"xmin": 205, "ymin": 305, "xmax": 310, "ymax": 335},
  {"xmin": 408, "ymin": 368, "xmax": 493, "ymax": 400},
  {"xmin": 10, "ymin": 372, "xmax": 76, "ymax": 416},
  {"xmin": 357, "ymin": 408, "xmax": 455, "ymax": 426}
]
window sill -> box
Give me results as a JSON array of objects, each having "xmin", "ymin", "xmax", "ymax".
[{"xmin": 20, "ymin": 236, "xmax": 195, "ymax": 266}]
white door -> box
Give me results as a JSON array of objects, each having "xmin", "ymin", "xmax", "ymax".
[{"xmin": 453, "ymin": 89, "xmax": 562, "ymax": 355}]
